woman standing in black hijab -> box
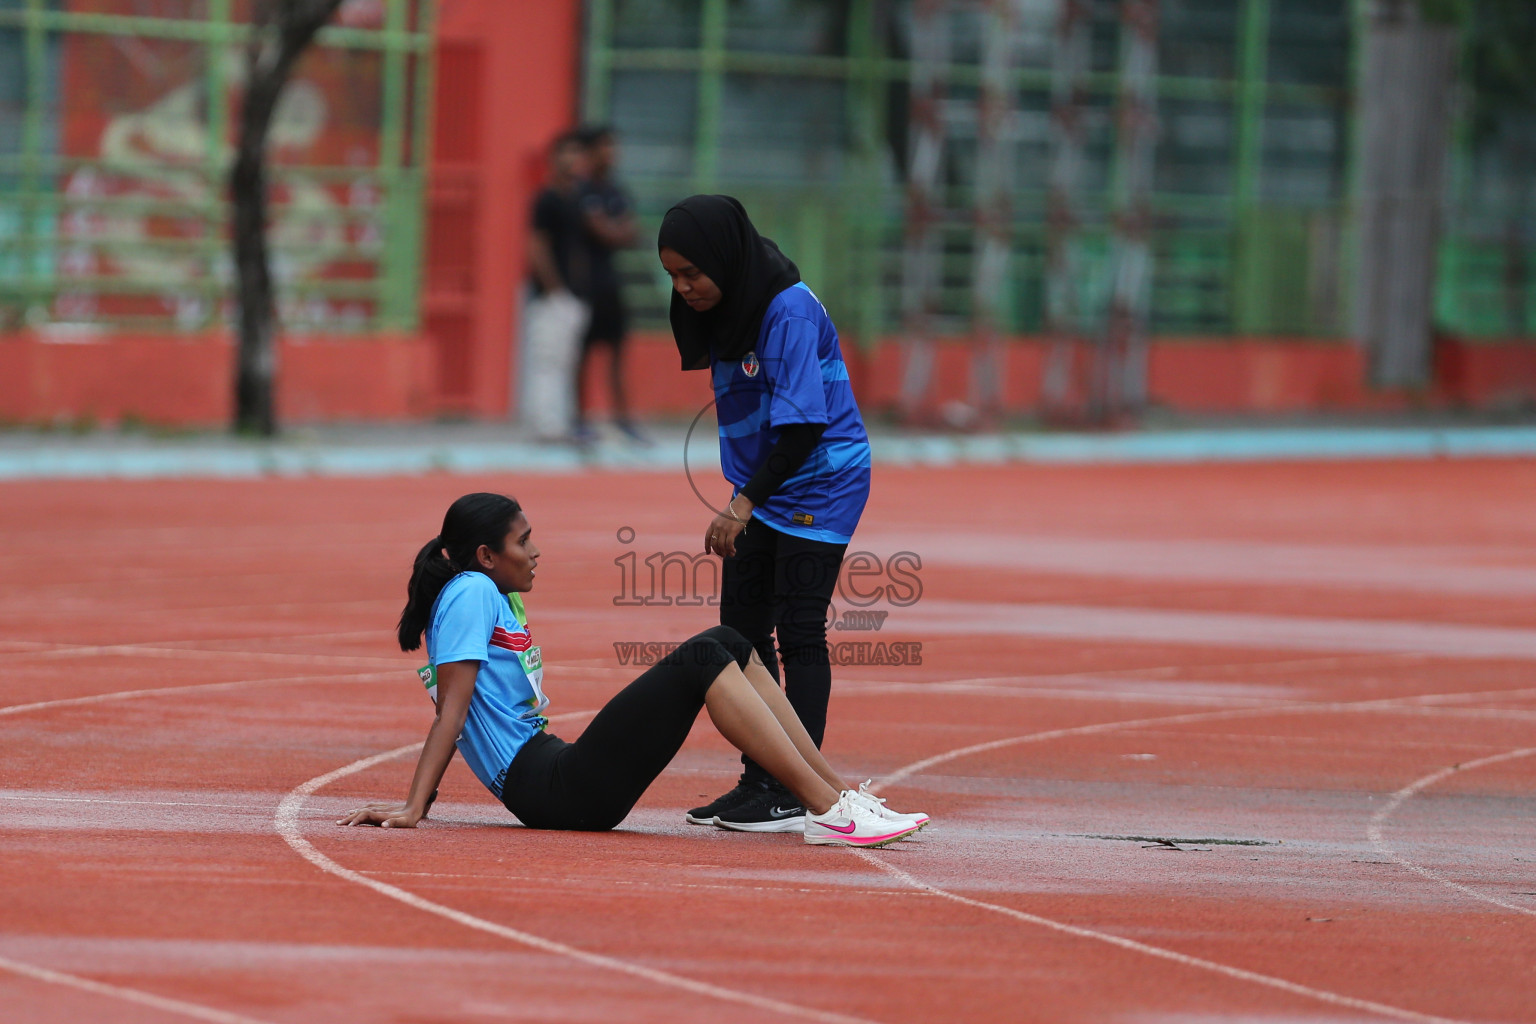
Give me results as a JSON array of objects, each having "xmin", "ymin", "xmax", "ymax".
[{"xmin": 659, "ymin": 195, "xmax": 893, "ymax": 832}]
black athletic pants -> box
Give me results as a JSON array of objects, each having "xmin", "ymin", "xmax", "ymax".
[
  {"xmin": 719, "ymin": 518, "xmax": 847, "ymax": 787},
  {"xmin": 500, "ymin": 625, "xmax": 753, "ymax": 830}
]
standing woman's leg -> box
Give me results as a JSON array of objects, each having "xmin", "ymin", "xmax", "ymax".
[
  {"xmin": 718, "ymin": 519, "xmax": 780, "ymax": 786},
  {"xmin": 721, "ymin": 519, "xmax": 778, "ymax": 674},
  {"xmin": 773, "ymin": 534, "xmax": 848, "ymax": 750}
]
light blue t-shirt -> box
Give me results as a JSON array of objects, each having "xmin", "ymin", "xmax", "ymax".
[
  {"xmin": 423, "ymin": 572, "xmax": 548, "ymax": 799},
  {"xmin": 712, "ymin": 282, "xmax": 872, "ymax": 544}
]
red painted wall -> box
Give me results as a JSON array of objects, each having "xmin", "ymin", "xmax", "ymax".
[
  {"xmin": 581, "ymin": 332, "xmax": 1536, "ymax": 420},
  {"xmin": 0, "ymin": 333, "xmax": 434, "ymax": 427},
  {"xmin": 425, "ymin": 0, "xmax": 583, "ymax": 418},
  {"xmin": 4, "ymin": 328, "xmax": 1529, "ymax": 429}
]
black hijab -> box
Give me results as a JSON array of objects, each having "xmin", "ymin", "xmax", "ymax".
[{"xmin": 657, "ymin": 195, "xmax": 800, "ymax": 370}]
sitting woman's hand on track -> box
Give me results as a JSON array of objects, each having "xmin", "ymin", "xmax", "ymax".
[{"xmin": 337, "ymin": 802, "xmax": 421, "ymax": 828}]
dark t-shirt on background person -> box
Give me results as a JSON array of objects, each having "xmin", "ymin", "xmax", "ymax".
[
  {"xmin": 531, "ymin": 187, "xmax": 590, "ymax": 299},
  {"xmin": 578, "ymin": 178, "xmax": 632, "ymax": 295},
  {"xmin": 578, "ymin": 179, "xmax": 631, "ymax": 343}
]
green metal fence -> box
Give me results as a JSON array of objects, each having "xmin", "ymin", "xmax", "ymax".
[
  {"xmin": 0, "ymin": 0, "xmax": 433, "ymax": 334},
  {"xmin": 584, "ymin": 0, "xmax": 1535, "ymax": 345}
]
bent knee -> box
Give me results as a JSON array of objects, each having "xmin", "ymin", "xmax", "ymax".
[
  {"xmin": 659, "ymin": 633, "xmax": 736, "ymax": 701},
  {"xmin": 692, "ymin": 625, "xmax": 753, "ymax": 669}
]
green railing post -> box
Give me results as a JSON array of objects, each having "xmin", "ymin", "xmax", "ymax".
[
  {"xmin": 1232, "ymin": 0, "xmax": 1270, "ymax": 333},
  {"xmin": 1436, "ymin": 10, "xmax": 1474, "ymax": 333},
  {"xmin": 377, "ymin": 0, "xmax": 412, "ymax": 331},
  {"xmin": 411, "ymin": 0, "xmax": 437, "ymax": 172},
  {"xmin": 203, "ymin": 0, "xmax": 230, "ymax": 328},
  {"xmin": 693, "ymin": 0, "xmax": 727, "ymax": 192},
  {"xmin": 21, "ymin": 0, "xmax": 50, "ymax": 315},
  {"xmin": 1341, "ymin": 0, "xmax": 1370, "ymax": 340},
  {"xmin": 400, "ymin": 0, "xmax": 435, "ymax": 333},
  {"xmin": 846, "ymin": 0, "xmax": 886, "ymax": 347},
  {"xmin": 1234, "ymin": 0, "xmax": 1268, "ymax": 207},
  {"xmin": 583, "ymin": 0, "xmax": 613, "ymax": 123}
]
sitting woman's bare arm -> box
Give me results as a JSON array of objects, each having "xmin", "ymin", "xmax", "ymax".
[{"xmin": 337, "ymin": 661, "xmax": 478, "ymax": 828}]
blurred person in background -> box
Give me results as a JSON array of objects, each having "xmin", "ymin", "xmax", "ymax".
[
  {"xmin": 573, "ymin": 125, "xmax": 646, "ymax": 444},
  {"xmin": 522, "ymin": 131, "xmax": 591, "ymax": 441}
]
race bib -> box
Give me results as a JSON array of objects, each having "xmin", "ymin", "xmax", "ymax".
[{"xmin": 518, "ymin": 644, "xmax": 550, "ymax": 725}]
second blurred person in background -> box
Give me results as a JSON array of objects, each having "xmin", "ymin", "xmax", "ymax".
[
  {"xmin": 523, "ymin": 131, "xmax": 591, "ymax": 441},
  {"xmin": 574, "ymin": 125, "xmax": 646, "ymax": 445}
]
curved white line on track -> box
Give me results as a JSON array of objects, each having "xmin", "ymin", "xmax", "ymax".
[
  {"xmin": 274, "ymin": 714, "xmax": 884, "ymax": 1024},
  {"xmin": 876, "ymin": 707, "xmax": 1268, "ymax": 788},
  {"xmin": 861, "ymin": 694, "xmax": 1536, "ymax": 1024},
  {"xmin": 0, "ymin": 952, "xmax": 275, "ymax": 1024},
  {"xmin": 0, "ymin": 670, "xmax": 400, "ymax": 718},
  {"xmin": 15, "ymin": 643, "xmax": 406, "ymax": 668},
  {"xmin": 1367, "ymin": 746, "xmax": 1536, "ymax": 918},
  {"xmin": 850, "ymin": 853, "xmax": 1466, "ymax": 1024},
  {"xmin": 875, "ymin": 690, "xmax": 1536, "ymax": 790}
]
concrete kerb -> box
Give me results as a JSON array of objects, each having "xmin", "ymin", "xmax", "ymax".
[{"xmin": 4, "ymin": 424, "xmax": 1536, "ymax": 481}]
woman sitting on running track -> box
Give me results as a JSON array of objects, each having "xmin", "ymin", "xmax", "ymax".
[{"xmin": 339, "ymin": 492, "xmax": 926, "ymax": 847}]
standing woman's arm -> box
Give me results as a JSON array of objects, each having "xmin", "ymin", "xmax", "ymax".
[
  {"xmin": 705, "ymin": 421, "xmax": 825, "ymax": 558},
  {"xmin": 338, "ymin": 661, "xmax": 478, "ymax": 828}
]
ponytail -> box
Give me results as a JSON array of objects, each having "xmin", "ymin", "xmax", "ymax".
[
  {"xmin": 397, "ymin": 493, "xmax": 522, "ymax": 652},
  {"xmin": 397, "ymin": 536, "xmax": 457, "ymax": 651}
]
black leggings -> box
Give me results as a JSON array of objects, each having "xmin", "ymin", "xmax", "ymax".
[
  {"xmin": 719, "ymin": 518, "xmax": 847, "ymax": 786},
  {"xmin": 500, "ymin": 625, "xmax": 753, "ymax": 830}
]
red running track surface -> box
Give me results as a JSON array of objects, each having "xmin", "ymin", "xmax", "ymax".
[{"xmin": 3, "ymin": 461, "xmax": 1535, "ymax": 1023}]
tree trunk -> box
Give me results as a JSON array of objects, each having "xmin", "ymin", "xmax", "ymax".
[
  {"xmin": 230, "ymin": 0, "xmax": 346, "ymax": 436},
  {"xmin": 231, "ymin": 74, "xmax": 283, "ymax": 436}
]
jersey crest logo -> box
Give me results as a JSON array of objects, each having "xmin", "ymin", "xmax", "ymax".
[{"xmin": 741, "ymin": 351, "xmax": 760, "ymax": 377}]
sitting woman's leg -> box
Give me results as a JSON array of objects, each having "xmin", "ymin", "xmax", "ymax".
[
  {"xmin": 700, "ymin": 661, "xmax": 839, "ymax": 816},
  {"xmin": 739, "ymin": 650, "xmax": 849, "ymax": 794},
  {"xmin": 696, "ymin": 627, "xmax": 848, "ymax": 798},
  {"xmin": 503, "ymin": 629, "xmax": 739, "ymax": 829},
  {"xmin": 504, "ymin": 626, "xmax": 849, "ymax": 829}
]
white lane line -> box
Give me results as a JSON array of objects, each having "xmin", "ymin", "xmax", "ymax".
[
  {"xmin": 2, "ymin": 628, "xmax": 388, "ymax": 653},
  {"xmin": 906, "ymin": 599, "xmax": 1536, "ymax": 660},
  {"xmin": 13, "ymin": 644, "xmax": 405, "ymax": 668},
  {"xmin": 840, "ymin": 679, "xmax": 1289, "ymax": 708},
  {"xmin": 859, "ymin": 690, "xmax": 1536, "ymax": 1023},
  {"xmin": 874, "ymin": 692, "xmax": 1536, "ymax": 790},
  {"xmin": 361, "ymin": 869, "xmax": 924, "ymax": 899},
  {"xmin": 0, "ymin": 794, "xmax": 255, "ymax": 811},
  {"xmin": 1367, "ymin": 746, "xmax": 1536, "ymax": 918},
  {"xmin": 850, "ymin": 853, "xmax": 1467, "ymax": 1024},
  {"xmin": 0, "ymin": 951, "xmax": 275, "ymax": 1024},
  {"xmin": 274, "ymin": 715, "xmax": 884, "ymax": 1024},
  {"xmin": 0, "ymin": 669, "xmax": 398, "ymax": 718},
  {"xmin": 852, "ymin": 532, "xmax": 1536, "ymax": 599},
  {"xmin": 876, "ymin": 705, "xmax": 1293, "ymax": 789}
]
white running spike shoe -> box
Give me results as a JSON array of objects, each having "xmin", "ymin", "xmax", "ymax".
[
  {"xmin": 804, "ymin": 791, "xmax": 922, "ymax": 848},
  {"xmin": 851, "ymin": 780, "xmax": 929, "ymax": 829}
]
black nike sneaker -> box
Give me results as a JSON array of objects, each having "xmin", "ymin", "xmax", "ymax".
[
  {"xmin": 685, "ymin": 777, "xmax": 761, "ymax": 825},
  {"xmin": 711, "ymin": 780, "xmax": 805, "ymax": 832}
]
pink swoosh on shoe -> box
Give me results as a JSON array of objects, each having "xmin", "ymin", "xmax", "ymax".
[{"xmin": 816, "ymin": 819, "xmax": 858, "ymax": 834}]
